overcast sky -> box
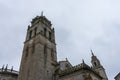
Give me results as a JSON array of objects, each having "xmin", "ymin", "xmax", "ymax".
[{"xmin": 0, "ymin": 0, "xmax": 120, "ymax": 80}]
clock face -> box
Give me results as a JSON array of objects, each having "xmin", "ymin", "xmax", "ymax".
[{"xmin": 29, "ymin": 39, "xmax": 33, "ymax": 44}]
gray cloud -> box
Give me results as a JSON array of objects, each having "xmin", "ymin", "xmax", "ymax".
[{"xmin": 0, "ymin": 0, "xmax": 120, "ymax": 80}]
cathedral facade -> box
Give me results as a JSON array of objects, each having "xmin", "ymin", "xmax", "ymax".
[{"xmin": 0, "ymin": 15, "xmax": 108, "ymax": 80}]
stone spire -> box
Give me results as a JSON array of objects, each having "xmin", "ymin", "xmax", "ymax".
[{"xmin": 91, "ymin": 49, "xmax": 94, "ymax": 56}]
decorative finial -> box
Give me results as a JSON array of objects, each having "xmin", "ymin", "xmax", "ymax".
[
  {"xmin": 65, "ymin": 58, "xmax": 68, "ymax": 61},
  {"xmin": 11, "ymin": 66, "xmax": 13, "ymax": 72},
  {"xmin": 82, "ymin": 59, "xmax": 85, "ymax": 64},
  {"xmin": 2, "ymin": 65, "xmax": 5, "ymax": 71},
  {"xmin": 91, "ymin": 49, "xmax": 94, "ymax": 56},
  {"xmin": 52, "ymin": 28, "xmax": 55, "ymax": 32},
  {"xmin": 41, "ymin": 11, "xmax": 43, "ymax": 16},
  {"xmin": 5, "ymin": 64, "xmax": 8, "ymax": 71},
  {"xmin": 28, "ymin": 25, "xmax": 30, "ymax": 30}
]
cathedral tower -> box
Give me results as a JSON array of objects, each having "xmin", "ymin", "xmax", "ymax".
[
  {"xmin": 18, "ymin": 14, "xmax": 57, "ymax": 80},
  {"xmin": 91, "ymin": 50, "xmax": 108, "ymax": 80}
]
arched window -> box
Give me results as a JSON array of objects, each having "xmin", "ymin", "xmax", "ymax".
[
  {"xmin": 29, "ymin": 30, "xmax": 32, "ymax": 39},
  {"xmin": 44, "ymin": 28, "xmax": 47, "ymax": 37},
  {"xmin": 34, "ymin": 27, "xmax": 37, "ymax": 35},
  {"xmin": 94, "ymin": 62, "xmax": 97, "ymax": 66},
  {"xmin": 25, "ymin": 47, "xmax": 29, "ymax": 58},
  {"xmin": 49, "ymin": 31, "xmax": 51, "ymax": 40},
  {"xmin": 44, "ymin": 45, "xmax": 47, "ymax": 67},
  {"xmin": 44, "ymin": 45, "xmax": 47, "ymax": 55},
  {"xmin": 51, "ymin": 49, "xmax": 54, "ymax": 61}
]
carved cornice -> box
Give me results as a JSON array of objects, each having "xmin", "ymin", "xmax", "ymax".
[
  {"xmin": 31, "ymin": 16, "xmax": 52, "ymax": 28},
  {"xmin": 58, "ymin": 63, "xmax": 102, "ymax": 79}
]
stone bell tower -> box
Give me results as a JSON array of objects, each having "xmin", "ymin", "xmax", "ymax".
[
  {"xmin": 18, "ymin": 13, "xmax": 57, "ymax": 80},
  {"xmin": 91, "ymin": 50, "xmax": 108, "ymax": 80}
]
